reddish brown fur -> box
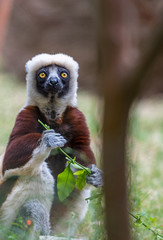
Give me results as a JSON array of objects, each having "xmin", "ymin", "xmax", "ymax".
[
  {"xmin": 3, "ymin": 106, "xmax": 96, "ymax": 175},
  {"xmin": 2, "ymin": 106, "xmax": 44, "ymax": 174}
]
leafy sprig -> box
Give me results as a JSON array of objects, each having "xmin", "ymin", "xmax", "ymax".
[
  {"xmin": 129, "ymin": 212, "xmax": 163, "ymax": 239},
  {"xmin": 38, "ymin": 119, "xmax": 91, "ymax": 201}
]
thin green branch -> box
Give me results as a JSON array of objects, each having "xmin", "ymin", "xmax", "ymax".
[
  {"xmin": 38, "ymin": 119, "xmax": 91, "ymax": 175},
  {"xmin": 58, "ymin": 147, "xmax": 91, "ymax": 174},
  {"xmin": 129, "ymin": 212, "xmax": 163, "ymax": 239}
]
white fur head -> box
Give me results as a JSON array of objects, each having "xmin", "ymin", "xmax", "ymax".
[{"xmin": 25, "ymin": 53, "xmax": 79, "ymax": 119}]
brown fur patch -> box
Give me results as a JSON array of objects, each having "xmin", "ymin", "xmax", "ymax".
[
  {"xmin": 0, "ymin": 176, "xmax": 18, "ymax": 208},
  {"xmin": 2, "ymin": 106, "xmax": 44, "ymax": 174}
]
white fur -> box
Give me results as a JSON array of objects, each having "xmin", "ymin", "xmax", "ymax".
[
  {"xmin": 0, "ymin": 137, "xmax": 54, "ymax": 229},
  {"xmin": 0, "ymin": 163, "xmax": 54, "ymax": 229},
  {"xmin": 3, "ymin": 137, "xmax": 51, "ymax": 179},
  {"xmin": 25, "ymin": 53, "xmax": 79, "ymax": 119}
]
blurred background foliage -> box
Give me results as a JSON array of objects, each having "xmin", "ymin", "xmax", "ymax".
[{"xmin": 129, "ymin": 99, "xmax": 163, "ymax": 239}]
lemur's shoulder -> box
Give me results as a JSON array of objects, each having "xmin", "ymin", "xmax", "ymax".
[{"xmin": 63, "ymin": 106, "xmax": 88, "ymax": 126}]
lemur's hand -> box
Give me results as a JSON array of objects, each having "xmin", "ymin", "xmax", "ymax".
[
  {"xmin": 86, "ymin": 164, "xmax": 103, "ymax": 187},
  {"xmin": 42, "ymin": 129, "xmax": 67, "ymax": 148}
]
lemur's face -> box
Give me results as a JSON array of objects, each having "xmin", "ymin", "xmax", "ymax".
[{"xmin": 36, "ymin": 65, "xmax": 70, "ymax": 97}]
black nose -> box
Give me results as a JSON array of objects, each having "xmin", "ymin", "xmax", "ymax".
[{"xmin": 49, "ymin": 77, "xmax": 58, "ymax": 86}]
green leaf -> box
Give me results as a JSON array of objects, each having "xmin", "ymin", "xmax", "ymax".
[
  {"xmin": 71, "ymin": 163, "xmax": 84, "ymax": 171},
  {"xmin": 73, "ymin": 170, "xmax": 85, "ymax": 176},
  {"xmin": 134, "ymin": 222, "xmax": 142, "ymax": 227},
  {"xmin": 135, "ymin": 217, "xmax": 142, "ymax": 225},
  {"xmin": 149, "ymin": 217, "xmax": 156, "ymax": 223},
  {"xmin": 57, "ymin": 164, "xmax": 76, "ymax": 202},
  {"xmin": 75, "ymin": 170, "xmax": 87, "ymax": 190},
  {"xmin": 72, "ymin": 163, "xmax": 91, "ymax": 174}
]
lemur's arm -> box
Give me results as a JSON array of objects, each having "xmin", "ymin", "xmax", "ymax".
[
  {"xmin": 2, "ymin": 106, "xmax": 66, "ymax": 177},
  {"xmin": 63, "ymin": 107, "xmax": 103, "ymax": 187},
  {"xmin": 60, "ymin": 107, "xmax": 96, "ymax": 165},
  {"xmin": 2, "ymin": 106, "xmax": 42, "ymax": 174}
]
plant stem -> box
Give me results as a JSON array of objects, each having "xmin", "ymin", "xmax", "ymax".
[
  {"xmin": 38, "ymin": 119, "xmax": 91, "ymax": 175},
  {"xmin": 129, "ymin": 212, "xmax": 163, "ymax": 239},
  {"xmin": 38, "ymin": 119, "xmax": 50, "ymax": 130},
  {"xmin": 58, "ymin": 145, "xmax": 91, "ymax": 175}
]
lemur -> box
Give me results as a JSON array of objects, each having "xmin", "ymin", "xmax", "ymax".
[{"xmin": 0, "ymin": 53, "xmax": 103, "ymax": 237}]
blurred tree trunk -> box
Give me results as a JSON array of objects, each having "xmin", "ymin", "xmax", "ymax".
[
  {"xmin": 98, "ymin": 0, "xmax": 163, "ymax": 239},
  {"xmin": 0, "ymin": 0, "xmax": 14, "ymax": 55},
  {"xmin": 98, "ymin": 1, "xmax": 131, "ymax": 239}
]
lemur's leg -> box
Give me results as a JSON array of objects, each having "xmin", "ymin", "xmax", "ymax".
[
  {"xmin": 13, "ymin": 130, "xmax": 66, "ymax": 235},
  {"xmin": 11, "ymin": 199, "xmax": 50, "ymax": 239}
]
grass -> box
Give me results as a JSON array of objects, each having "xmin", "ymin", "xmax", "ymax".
[
  {"xmin": 129, "ymin": 98, "xmax": 163, "ymax": 239},
  {"xmin": 0, "ymin": 73, "xmax": 26, "ymax": 154},
  {"xmin": 0, "ymin": 72, "xmax": 163, "ymax": 239}
]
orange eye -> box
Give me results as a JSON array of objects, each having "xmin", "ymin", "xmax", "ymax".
[
  {"xmin": 61, "ymin": 72, "xmax": 68, "ymax": 78},
  {"xmin": 39, "ymin": 72, "xmax": 46, "ymax": 78}
]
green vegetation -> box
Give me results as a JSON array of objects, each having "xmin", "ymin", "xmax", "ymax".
[
  {"xmin": 0, "ymin": 73, "xmax": 163, "ymax": 239},
  {"xmin": 129, "ymin": 99, "xmax": 163, "ymax": 239},
  {"xmin": 0, "ymin": 73, "xmax": 26, "ymax": 154}
]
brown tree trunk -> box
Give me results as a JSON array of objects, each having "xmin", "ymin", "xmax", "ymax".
[
  {"xmin": 98, "ymin": 1, "xmax": 132, "ymax": 239},
  {"xmin": 0, "ymin": 0, "xmax": 14, "ymax": 55},
  {"xmin": 98, "ymin": 0, "xmax": 163, "ymax": 239}
]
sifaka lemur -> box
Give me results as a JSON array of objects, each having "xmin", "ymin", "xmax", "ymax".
[{"xmin": 0, "ymin": 53, "xmax": 103, "ymax": 237}]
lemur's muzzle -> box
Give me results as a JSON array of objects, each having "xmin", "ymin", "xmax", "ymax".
[{"xmin": 47, "ymin": 77, "xmax": 63, "ymax": 92}]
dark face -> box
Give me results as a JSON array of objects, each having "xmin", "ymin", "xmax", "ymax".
[{"xmin": 36, "ymin": 65, "xmax": 70, "ymax": 97}]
